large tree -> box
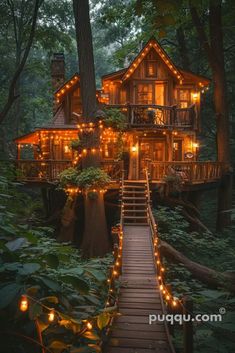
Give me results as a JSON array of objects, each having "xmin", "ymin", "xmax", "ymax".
[
  {"xmin": 189, "ymin": 0, "xmax": 233, "ymax": 230},
  {"xmin": 73, "ymin": 0, "xmax": 110, "ymax": 257}
]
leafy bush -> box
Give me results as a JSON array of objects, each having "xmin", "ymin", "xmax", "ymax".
[
  {"xmin": 69, "ymin": 138, "xmax": 81, "ymax": 150},
  {"xmin": 59, "ymin": 167, "xmax": 111, "ymax": 192},
  {"xmin": 104, "ymin": 108, "xmax": 127, "ymax": 131},
  {"xmin": 58, "ymin": 167, "xmax": 79, "ymax": 188},
  {"xmin": 0, "ymin": 166, "xmax": 115, "ymax": 352},
  {"xmin": 76, "ymin": 167, "xmax": 111, "ymax": 190}
]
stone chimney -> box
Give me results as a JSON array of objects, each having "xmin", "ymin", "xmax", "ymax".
[{"xmin": 51, "ymin": 53, "xmax": 65, "ymax": 113}]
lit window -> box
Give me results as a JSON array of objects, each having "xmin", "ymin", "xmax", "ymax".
[{"xmin": 146, "ymin": 61, "xmax": 157, "ymax": 77}]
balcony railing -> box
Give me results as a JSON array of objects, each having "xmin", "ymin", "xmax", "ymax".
[
  {"xmin": 16, "ymin": 159, "xmax": 123, "ymax": 182},
  {"xmin": 15, "ymin": 160, "xmax": 222, "ymax": 184},
  {"xmin": 107, "ymin": 104, "xmax": 197, "ymax": 129},
  {"xmin": 16, "ymin": 160, "xmax": 73, "ymax": 182},
  {"xmin": 148, "ymin": 161, "xmax": 223, "ymax": 183}
]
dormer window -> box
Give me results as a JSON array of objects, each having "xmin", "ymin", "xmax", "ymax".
[{"xmin": 146, "ymin": 61, "xmax": 157, "ymax": 77}]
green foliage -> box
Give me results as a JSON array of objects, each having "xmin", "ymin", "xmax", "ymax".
[
  {"xmin": 70, "ymin": 138, "xmax": 81, "ymax": 150},
  {"xmin": 154, "ymin": 205, "xmax": 235, "ymax": 353},
  {"xmin": 59, "ymin": 167, "xmax": 111, "ymax": 192},
  {"xmin": 104, "ymin": 108, "xmax": 127, "ymax": 131},
  {"xmin": 58, "ymin": 167, "xmax": 79, "ymax": 188},
  {"xmin": 76, "ymin": 167, "xmax": 111, "ymax": 190},
  {"xmin": 0, "ymin": 166, "xmax": 115, "ymax": 352}
]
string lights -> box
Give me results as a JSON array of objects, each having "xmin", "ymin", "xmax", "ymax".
[
  {"xmin": 122, "ymin": 40, "xmax": 184, "ymax": 83},
  {"xmin": 145, "ymin": 168, "xmax": 179, "ymax": 308},
  {"xmin": 18, "ymin": 226, "xmax": 123, "ymax": 335}
]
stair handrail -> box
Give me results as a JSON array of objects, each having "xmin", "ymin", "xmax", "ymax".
[
  {"xmin": 145, "ymin": 168, "xmax": 158, "ymax": 239},
  {"xmin": 120, "ymin": 168, "xmax": 125, "ymax": 229}
]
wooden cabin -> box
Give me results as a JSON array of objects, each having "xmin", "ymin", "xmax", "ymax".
[{"xmin": 14, "ymin": 38, "xmax": 222, "ymax": 186}]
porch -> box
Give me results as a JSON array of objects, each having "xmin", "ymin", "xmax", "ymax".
[
  {"xmin": 107, "ymin": 104, "xmax": 197, "ymax": 130},
  {"xmin": 15, "ymin": 159, "xmax": 222, "ymax": 185}
]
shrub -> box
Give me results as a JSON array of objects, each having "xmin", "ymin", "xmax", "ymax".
[
  {"xmin": 76, "ymin": 167, "xmax": 111, "ymax": 190},
  {"xmin": 104, "ymin": 108, "xmax": 127, "ymax": 131}
]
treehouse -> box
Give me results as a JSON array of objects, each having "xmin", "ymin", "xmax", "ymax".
[{"xmin": 14, "ymin": 38, "xmax": 222, "ymax": 187}]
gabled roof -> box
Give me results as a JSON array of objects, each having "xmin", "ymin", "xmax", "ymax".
[
  {"xmin": 179, "ymin": 69, "xmax": 210, "ymax": 87},
  {"xmin": 122, "ymin": 37, "xmax": 183, "ymax": 82},
  {"xmin": 55, "ymin": 73, "xmax": 80, "ymax": 103},
  {"xmin": 101, "ymin": 38, "xmax": 211, "ymax": 88}
]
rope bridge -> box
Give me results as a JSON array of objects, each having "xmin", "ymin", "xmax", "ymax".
[{"xmin": 106, "ymin": 170, "xmax": 177, "ymax": 353}]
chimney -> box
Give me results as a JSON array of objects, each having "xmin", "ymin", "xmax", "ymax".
[{"xmin": 51, "ymin": 53, "xmax": 65, "ymax": 112}]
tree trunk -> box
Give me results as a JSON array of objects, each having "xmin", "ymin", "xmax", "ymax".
[
  {"xmin": 176, "ymin": 26, "xmax": 190, "ymax": 70},
  {"xmin": 190, "ymin": 0, "xmax": 233, "ymax": 230},
  {"xmin": 160, "ymin": 240, "xmax": 235, "ymax": 292},
  {"xmin": 82, "ymin": 193, "xmax": 110, "ymax": 257},
  {"xmin": 73, "ymin": 0, "xmax": 110, "ymax": 257}
]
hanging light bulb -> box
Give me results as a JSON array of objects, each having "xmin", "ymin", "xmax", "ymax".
[
  {"xmin": 86, "ymin": 321, "xmax": 92, "ymax": 330},
  {"xmin": 48, "ymin": 309, "xmax": 55, "ymax": 322},
  {"xmin": 20, "ymin": 295, "xmax": 29, "ymax": 312}
]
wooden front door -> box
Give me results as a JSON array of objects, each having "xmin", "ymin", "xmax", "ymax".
[{"xmin": 139, "ymin": 139, "xmax": 165, "ymax": 178}]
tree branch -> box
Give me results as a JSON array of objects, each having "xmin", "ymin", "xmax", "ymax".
[
  {"xmin": 0, "ymin": 0, "xmax": 43, "ymax": 125},
  {"xmin": 189, "ymin": 2, "xmax": 217, "ymax": 70},
  {"xmin": 160, "ymin": 240, "xmax": 235, "ymax": 292}
]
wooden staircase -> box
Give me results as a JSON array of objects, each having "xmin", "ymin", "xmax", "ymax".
[{"xmin": 122, "ymin": 181, "xmax": 148, "ymax": 225}]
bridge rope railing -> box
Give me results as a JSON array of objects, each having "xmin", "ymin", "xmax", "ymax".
[
  {"xmin": 145, "ymin": 167, "xmax": 228, "ymax": 353},
  {"xmin": 145, "ymin": 167, "xmax": 179, "ymax": 308},
  {"xmin": 104, "ymin": 168, "xmax": 125, "ymax": 343}
]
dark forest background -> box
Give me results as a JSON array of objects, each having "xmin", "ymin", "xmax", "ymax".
[
  {"xmin": 1, "ymin": 1, "xmax": 235, "ymax": 352},
  {"xmin": 0, "ymin": 0, "xmax": 235, "ymax": 162}
]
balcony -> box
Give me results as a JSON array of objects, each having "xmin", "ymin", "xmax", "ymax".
[
  {"xmin": 107, "ymin": 104, "xmax": 197, "ymax": 130},
  {"xmin": 15, "ymin": 159, "xmax": 222, "ymax": 186},
  {"xmin": 148, "ymin": 161, "xmax": 222, "ymax": 184},
  {"xmin": 16, "ymin": 160, "xmax": 123, "ymax": 183}
]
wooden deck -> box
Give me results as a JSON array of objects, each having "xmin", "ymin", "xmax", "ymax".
[{"xmin": 106, "ymin": 226, "xmax": 174, "ymax": 353}]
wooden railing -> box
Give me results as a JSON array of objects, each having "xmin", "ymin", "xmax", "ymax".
[
  {"xmin": 100, "ymin": 160, "xmax": 124, "ymax": 181},
  {"xmin": 148, "ymin": 161, "xmax": 223, "ymax": 183},
  {"xmin": 107, "ymin": 104, "xmax": 197, "ymax": 129},
  {"xmin": 16, "ymin": 160, "xmax": 73, "ymax": 182},
  {"xmin": 16, "ymin": 159, "xmax": 124, "ymax": 182}
]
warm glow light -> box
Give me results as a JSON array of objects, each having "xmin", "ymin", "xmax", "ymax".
[
  {"xmin": 48, "ymin": 309, "xmax": 55, "ymax": 322},
  {"xmin": 193, "ymin": 142, "xmax": 199, "ymax": 149},
  {"xmin": 20, "ymin": 296, "xmax": 28, "ymax": 312},
  {"xmin": 131, "ymin": 145, "xmax": 137, "ymax": 152},
  {"xmin": 192, "ymin": 92, "xmax": 199, "ymax": 101},
  {"xmin": 86, "ymin": 322, "xmax": 92, "ymax": 330}
]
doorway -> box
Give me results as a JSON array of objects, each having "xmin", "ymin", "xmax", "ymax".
[
  {"xmin": 139, "ymin": 139, "xmax": 165, "ymax": 178},
  {"xmin": 173, "ymin": 140, "xmax": 183, "ymax": 161}
]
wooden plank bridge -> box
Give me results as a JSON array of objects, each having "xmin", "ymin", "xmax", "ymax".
[{"xmin": 106, "ymin": 178, "xmax": 175, "ymax": 353}]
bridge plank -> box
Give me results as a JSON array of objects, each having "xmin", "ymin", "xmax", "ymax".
[{"xmin": 107, "ymin": 225, "xmax": 174, "ymax": 353}]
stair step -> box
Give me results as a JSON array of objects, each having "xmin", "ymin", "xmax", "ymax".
[
  {"xmin": 123, "ymin": 184, "xmax": 145, "ymax": 189},
  {"xmin": 123, "ymin": 196, "xmax": 146, "ymax": 199},
  {"xmin": 124, "ymin": 222, "xmax": 148, "ymax": 226},
  {"xmin": 123, "ymin": 190, "xmax": 146, "ymax": 194},
  {"xmin": 123, "ymin": 215, "xmax": 147, "ymax": 219},
  {"xmin": 124, "ymin": 210, "xmax": 147, "ymax": 213},
  {"xmin": 123, "ymin": 203, "xmax": 147, "ymax": 206}
]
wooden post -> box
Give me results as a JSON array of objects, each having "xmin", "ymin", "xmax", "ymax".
[{"xmin": 183, "ymin": 296, "xmax": 193, "ymax": 353}]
